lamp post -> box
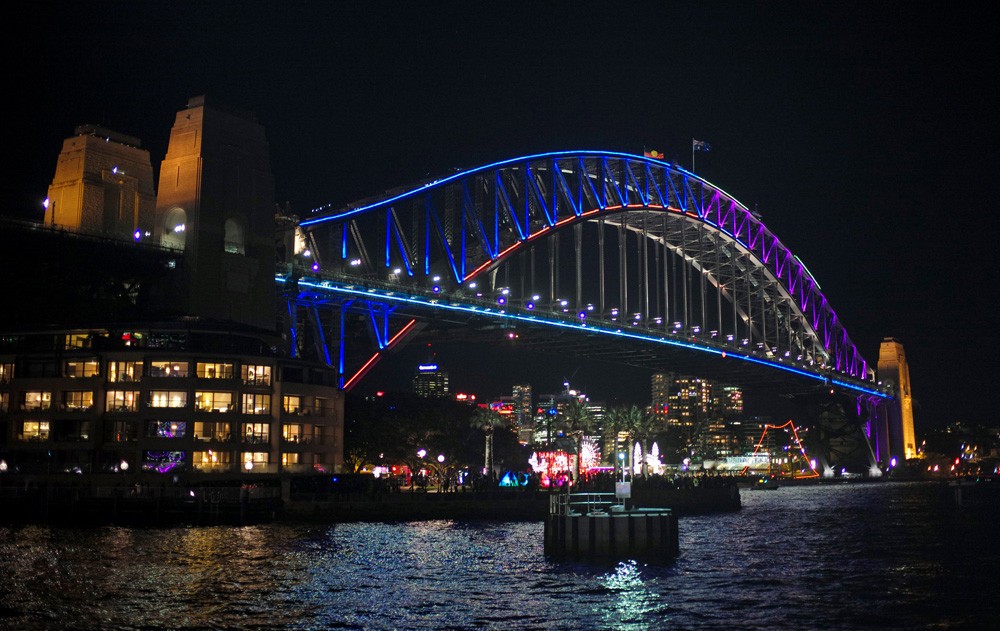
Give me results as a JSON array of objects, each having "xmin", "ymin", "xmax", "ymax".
[
  {"xmin": 416, "ymin": 449, "xmax": 427, "ymax": 491},
  {"xmin": 436, "ymin": 454, "xmax": 446, "ymax": 492}
]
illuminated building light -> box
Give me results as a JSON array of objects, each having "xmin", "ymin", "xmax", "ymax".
[
  {"xmin": 281, "ymin": 275, "xmax": 888, "ymax": 398},
  {"xmin": 134, "ymin": 230, "xmax": 141, "ymax": 241},
  {"xmin": 526, "ymin": 302, "xmax": 535, "ymax": 310},
  {"xmin": 739, "ymin": 420, "xmax": 820, "ymax": 478}
]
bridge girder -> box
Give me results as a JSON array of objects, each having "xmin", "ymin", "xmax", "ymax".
[{"xmin": 298, "ymin": 151, "xmax": 874, "ymax": 385}]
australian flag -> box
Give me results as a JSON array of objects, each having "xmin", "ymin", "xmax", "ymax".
[{"xmin": 692, "ymin": 139, "xmax": 711, "ymax": 151}]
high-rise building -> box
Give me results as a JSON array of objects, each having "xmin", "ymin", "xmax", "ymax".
[
  {"xmin": 655, "ymin": 374, "xmax": 745, "ymax": 459},
  {"xmin": 512, "ymin": 384, "xmax": 533, "ymax": 443},
  {"xmin": 413, "ymin": 362, "xmax": 449, "ymax": 398},
  {"xmin": 651, "ymin": 372, "xmax": 672, "ymax": 417}
]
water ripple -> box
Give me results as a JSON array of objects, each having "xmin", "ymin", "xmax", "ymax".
[{"xmin": 1, "ymin": 483, "xmax": 997, "ymax": 629}]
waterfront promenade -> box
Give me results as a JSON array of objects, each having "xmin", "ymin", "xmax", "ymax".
[{"xmin": 0, "ymin": 474, "xmax": 742, "ymax": 526}]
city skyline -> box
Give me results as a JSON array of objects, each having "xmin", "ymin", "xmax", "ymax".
[{"xmin": 7, "ymin": 3, "xmax": 998, "ymax": 429}]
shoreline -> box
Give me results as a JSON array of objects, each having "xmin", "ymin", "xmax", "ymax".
[{"xmin": 0, "ymin": 479, "xmax": 742, "ymax": 527}]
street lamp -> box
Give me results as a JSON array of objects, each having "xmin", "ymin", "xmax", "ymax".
[
  {"xmin": 437, "ymin": 454, "xmax": 447, "ymax": 492},
  {"xmin": 415, "ymin": 449, "xmax": 427, "ymax": 490}
]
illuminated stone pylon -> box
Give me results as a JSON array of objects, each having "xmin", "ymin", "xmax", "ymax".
[{"xmin": 877, "ymin": 338, "xmax": 917, "ymax": 462}]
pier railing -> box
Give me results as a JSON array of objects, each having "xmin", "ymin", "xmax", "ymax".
[{"xmin": 551, "ymin": 491, "xmax": 620, "ymax": 516}]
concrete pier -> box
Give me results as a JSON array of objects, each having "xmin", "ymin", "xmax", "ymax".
[{"xmin": 543, "ymin": 492, "xmax": 679, "ymax": 562}]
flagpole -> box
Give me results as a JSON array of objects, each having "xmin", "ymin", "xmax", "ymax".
[{"xmin": 691, "ymin": 139, "xmax": 695, "ymax": 172}]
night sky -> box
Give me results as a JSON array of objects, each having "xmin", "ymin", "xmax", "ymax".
[{"xmin": 7, "ymin": 2, "xmax": 998, "ymax": 430}]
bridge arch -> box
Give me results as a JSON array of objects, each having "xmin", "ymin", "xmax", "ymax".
[{"xmin": 297, "ymin": 151, "xmax": 871, "ymax": 384}]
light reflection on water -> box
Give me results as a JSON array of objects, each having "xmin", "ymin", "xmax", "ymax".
[{"xmin": 1, "ymin": 482, "xmax": 996, "ymax": 629}]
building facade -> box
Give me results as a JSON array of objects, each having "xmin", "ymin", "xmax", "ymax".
[
  {"xmin": 0, "ymin": 326, "xmax": 342, "ymax": 475},
  {"xmin": 413, "ymin": 363, "xmax": 449, "ymax": 398},
  {"xmin": 0, "ymin": 96, "xmax": 345, "ymax": 479}
]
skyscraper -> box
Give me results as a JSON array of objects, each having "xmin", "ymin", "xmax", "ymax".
[
  {"xmin": 413, "ymin": 362, "xmax": 450, "ymax": 398},
  {"xmin": 512, "ymin": 384, "xmax": 533, "ymax": 443},
  {"xmin": 651, "ymin": 372, "xmax": 672, "ymax": 417}
]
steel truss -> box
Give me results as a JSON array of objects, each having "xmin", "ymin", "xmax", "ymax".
[{"xmin": 300, "ymin": 151, "xmax": 872, "ymax": 383}]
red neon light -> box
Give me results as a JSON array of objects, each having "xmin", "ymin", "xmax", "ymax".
[
  {"xmin": 740, "ymin": 420, "xmax": 819, "ymax": 478},
  {"xmin": 462, "ymin": 204, "xmax": 678, "ymax": 282},
  {"xmin": 343, "ymin": 319, "xmax": 418, "ymax": 391},
  {"xmin": 343, "ymin": 352, "xmax": 380, "ymax": 391}
]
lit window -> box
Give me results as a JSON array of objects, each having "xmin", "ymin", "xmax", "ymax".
[
  {"xmin": 150, "ymin": 391, "xmax": 188, "ymax": 408},
  {"xmin": 149, "ymin": 361, "xmax": 189, "ymax": 378},
  {"xmin": 242, "ymin": 394, "xmax": 271, "ymax": 415},
  {"xmin": 22, "ymin": 391, "xmax": 51, "ymax": 411},
  {"xmin": 65, "ymin": 360, "xmax": 100, "ymax": 378},
  {"xmin": 193, "ymin": 450, "xmax": 230, "ymax": 471},
  {"xmin": 146, "ymin": 421, "xmax": 187, "ymax": 438},
  {"xmin": 282, "ymin": 453, "xmax": 300, "ymax": 466},
  {"xmin": 64, "ymin": 334, "xmax": 91, "ymax": 349},
  {"xmin": 20, "ymin": 421, "xmax": 50, "ymax": 441},
  {"xmin": 193, "ymin": 421, "xmax": 230, "ymax": 442},
  {"xmin": 242, "ymin": 423, "xmax": 270, "ymax": 444},
  {"xmin": 242, "ymin": 451, "xmax": 269, "ymax": 470},
  {"xmin": 283, "ymin": 395, "xmax": 301, "ymax": 414},
  {"xmin": 106, "ymin": 390, "xmax": 139, "ymax": 412},
  {"xmin": 108, "ymin": 361, "xmax": 143, "ymax": 382},
  {"xmin": 142, "ymin": 451, "xmax": 185, "ymax": 473},
  {"xmin": 0, "ymin": 363, "xmax": 13, "ymax": 383},
  {"xmin": 241, "ymin": 364, "xmax": 271, "ymax": 386},
  {"xmin": 63, "ymin": 391, "xmax": 94, "ymax": 411},
  {"xmin": 194, "ymin": 391, "xmax": 234, "ymax": 413},
  {"xmin": 196, "ymin": 362, "xmax": 234, "ymax": 379},
  {"xmin": 282, "ymin": 424, "xmax": 304, "ymax": 443}
]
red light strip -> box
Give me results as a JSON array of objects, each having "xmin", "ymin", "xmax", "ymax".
[
  {"xmin": 462, "ymin": 204, "xmax": 678, "ymax": 282},
  {"xmin": 343, "ymin": 319, "xmax": 418, "ymax": 391},
  {"xmin": 740, "ymin": 419, "xmax": 819, "ymax": 478}
]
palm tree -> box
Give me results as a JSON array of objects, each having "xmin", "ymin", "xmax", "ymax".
[
  {"xmin": 559, "ymin": 398, "xmax": 595, "ymax": 481},
  {"xmin": 470, "ymin": 408, "xmax": 506, "ymax": 477},
  {"xmin": 605, "ymin": 405, "xmax": 653, "ymax": 477},
  {"xmin": 603, "ymin": 405, "xmax": 633, "ymax": 474}
]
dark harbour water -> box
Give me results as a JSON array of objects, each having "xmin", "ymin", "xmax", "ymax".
[{"xmin": 1, "ymin": 482, "xmax": 996, "ymax": 630}]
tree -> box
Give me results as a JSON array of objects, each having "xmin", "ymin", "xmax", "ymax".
[
  {"xmin": 603, "ymin": 406, "xmax": 631, "ymax": 466},
  {"xmin": 470, "ymin": 408, "xmax": 506, "ymax": 477},
  {"xmin": 559, "ymin": 398, "xmax": 595, "ymax": 481}
]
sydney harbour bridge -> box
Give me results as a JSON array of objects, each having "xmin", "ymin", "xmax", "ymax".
[{"xmin": 278, "ymin": 150, "xmax": 896, "ymax": 475}]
